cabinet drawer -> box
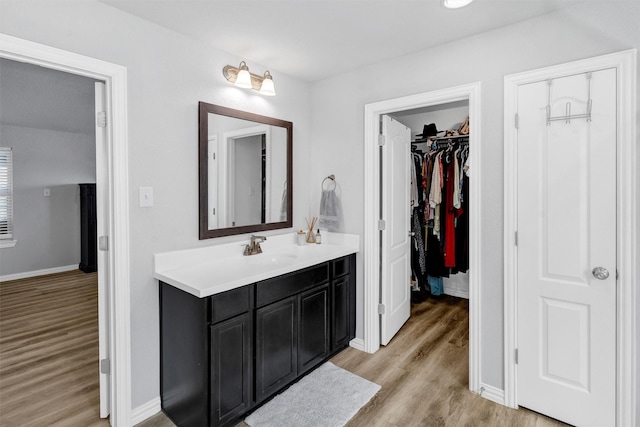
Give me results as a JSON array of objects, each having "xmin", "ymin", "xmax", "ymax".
[
  {"xmin": 210, "ymin": 285, "xmax": 252, "ymax": 324},
  {"xmin": 256, "ymin": 263, "xmax": 329, "ymax": 308},
  {"xmin": 331, "ymin": 256, "xmax": 350, "ymax": 278}
]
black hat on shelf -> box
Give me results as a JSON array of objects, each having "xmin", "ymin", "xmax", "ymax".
[{"xmin": 414, "ymin": 123, "xmax": 443, "ymax": 142}]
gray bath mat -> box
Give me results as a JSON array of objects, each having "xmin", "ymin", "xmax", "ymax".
[{"xmin": 245, "ymin": 362, "xmax": 380, "ymax": 427}]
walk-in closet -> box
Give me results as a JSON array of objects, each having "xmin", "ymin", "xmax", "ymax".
[{"xmin": 392, "ymin": 100, "xmax": 470, "ymax": 303}]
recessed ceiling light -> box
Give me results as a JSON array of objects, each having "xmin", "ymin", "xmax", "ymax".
[{"xmin": 442, "ymin": 0, "xmax": 473, "ymax": 9}]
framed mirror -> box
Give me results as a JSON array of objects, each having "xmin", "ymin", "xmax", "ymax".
[{"xmin": 199, "ymin": 102, "xmax": 293, "ymax": 239}]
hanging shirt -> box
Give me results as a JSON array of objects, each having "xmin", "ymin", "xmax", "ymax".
[
  {"xmin": 430, "ymin": 153, "xmax": 443, "ymax": 239},
  {"xmin": 453, "ymin": 148, "xmax": 461, "ymax": 210},
  {"xmin": 410, "ymin": 156, "xmax": 419, "ymax": 207},
  {"xmin": 444, "ymin": 157, "xmax": 457, "ymax": 268}
]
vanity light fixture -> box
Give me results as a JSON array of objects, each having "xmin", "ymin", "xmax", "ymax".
[
  {"xmin": 442, "ymin": 0, "xmax": 473, "ymax": 9},
  {"xmin": 223, "ymin": 61, "xmax": 277, "ymax": 96}
]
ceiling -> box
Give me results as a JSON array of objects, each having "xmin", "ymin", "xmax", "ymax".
[
  {"xmin": 0, "ymin": 58, "xmax": 98, "ymax": 135},
  {"xmin": 100, "ymin": 0, "xmax": 586, "ymax": 82}
]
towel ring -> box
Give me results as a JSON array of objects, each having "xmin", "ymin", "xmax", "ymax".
[{"xmin": 322, "ymin": 174, "xmax": 336, "ymax": 191}]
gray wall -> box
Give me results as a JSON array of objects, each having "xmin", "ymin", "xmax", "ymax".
[
  {"xmin": 0, "ymin": 0, "xmax": 312, "ymax": 409},
  {"xmin": 0, "ymin": 125, "xmax": 96, "ymax": 276},
  {"xmin": 308, "ymin": 0, "xmax": 639, "ymax": 400},
  {"xmin": 0, "ymin": 57, "xmax": 97, "ymax": 277}
]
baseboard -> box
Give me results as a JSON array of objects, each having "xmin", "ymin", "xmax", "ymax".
[
  {"xmin": 131, "ymin": 396, "xmax": 161, "ymax": 426},
  {"xmin": 349, "ymin": 337, "xmax": 365, "ymax": 352},
  {"xmin": 477, "ymin": 383, "xmax": 505, "ymax": 405},
  {"xmin": 444, "ymin": 287, "xmax": 469, "ymax": 299},
  {"xmin": 0, "ymin": 264, "xmax": 78, "ymax": 282}
]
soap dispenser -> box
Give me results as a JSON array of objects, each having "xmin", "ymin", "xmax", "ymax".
[{"xmin": 315, "ymin": 229, "xmax": 322, "ymax": 244}]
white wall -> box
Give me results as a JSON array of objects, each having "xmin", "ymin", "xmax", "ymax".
[
  {"xmin": 0, "ymin": 0, "xmax": 312, "ymax": 409},
  {"xmin": 0, "ymin": 125, "xmax": 96, "ymax": 276},
  {"xmin": 309, "ymin": 0, "xmax": 639, "ymax": 395}
]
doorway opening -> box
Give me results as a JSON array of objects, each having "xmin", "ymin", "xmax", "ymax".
[
  {"xmin": 0, "ymin": 57, "xmax": 107, "ymax": 421},
  {"xmin": 0, "ymin": 34, "xmax": 131, "ymax": 425},
  {"xmin": 363, "ymin": 82, "xmax": 484, "ymax": 398}
]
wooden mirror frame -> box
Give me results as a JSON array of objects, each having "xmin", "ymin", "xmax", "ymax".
[{"xmin": 199, "ymin": 101, "xmax": 293, "ymax": 239}]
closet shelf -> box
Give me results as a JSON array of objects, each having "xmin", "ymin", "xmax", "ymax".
[
  {"xmin": 429, "ymin": 134, "xmax": 469, "ymax": 141},
  {"xmin": 412, "ymin": 134, "xmax": 469, "ymax": 144}
]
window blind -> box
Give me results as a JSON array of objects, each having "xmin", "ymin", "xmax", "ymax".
[{"xmin": 0, "ymin": 147, "xmax": 13, "ymax": 239}]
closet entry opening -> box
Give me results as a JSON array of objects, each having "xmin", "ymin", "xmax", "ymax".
[
  {"xmin": 364, "ymin": 82, "xmax": 481, "ymax": 394},
  {"xmin": 380, "ymin": 99, "xmax": 471, "ymax": 348},
  {"xmin": 398, "ymin": 101, "xmax": 470, "ymax": 303}
]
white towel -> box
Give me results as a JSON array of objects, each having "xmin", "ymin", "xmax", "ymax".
[
  {"xmin": 319, "ymin": 189, "xmax": 341, "ymax": 232},
  {"xmin": 279, "ymin": 186, "xmax": 287, "ymax": 221}
]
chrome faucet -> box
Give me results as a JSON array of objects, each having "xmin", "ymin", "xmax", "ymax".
[{"xmin": 243, "ymin": 235, "xmax": 267, "ymax": 256}]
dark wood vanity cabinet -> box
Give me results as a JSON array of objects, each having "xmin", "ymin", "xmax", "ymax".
[
  {"xmin": 160, "ymin": 254, "xmax": 355, "ymax": 427},
  {"xmin": 255, "ymin": 295, "xmax": 297, "ymax": 402}
]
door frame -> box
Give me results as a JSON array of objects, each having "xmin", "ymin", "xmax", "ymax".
[
  {"xmin": 503, "ymin": 49, "xmax": 637, "ymax": 425},
  {"xmin": 363, "ymin": 82, "xmax": 482, "ymax": 395},
  {"xmin": 0, "ymin": 34, "xmax": 132, "ymax": 426}
]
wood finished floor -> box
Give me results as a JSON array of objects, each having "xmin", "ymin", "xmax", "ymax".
[
  {"xmin": 0, "ymin": 272, "xmax": 565, "ymax": 427},
  {"xmin": 139, "ymin": 295, "xmax": 567, "ymax": 427},
  {"xmin": 0, "ymin": 270, "xmax": 109, "ymax": 427}
]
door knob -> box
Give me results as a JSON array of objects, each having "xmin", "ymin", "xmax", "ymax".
[
  {"xmin": 409, "ymin": 232, "xmax": 415, "ymax": 237},
  {"xmin": 592, "ymin": 267, "xmax": 609, "ymax": 280}
]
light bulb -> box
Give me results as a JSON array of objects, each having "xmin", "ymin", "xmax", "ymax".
[
  {"xmin": 259, "ymin": 71, "xmax": 276, "ymax": 96},
  {"xmin": 442, "ymin": 0, "xmax": 473, "ymax": 9},
  {"xmin": 235, "ymin": 61, "xmax": 252, "ymax": 89}
]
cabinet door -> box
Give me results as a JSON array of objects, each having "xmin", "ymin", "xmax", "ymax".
[
  {"xmin": 255, "ymin": 296, "xmax": 297, "ymax": 402},
  {"xmin": 298, "ymin": 284, "xmax": 329, "ymax": 374},
  {"xmin": 211, "ymin": 313, "xmax": 251, "ymax": 426},
  {"xmin": 332, "ymin": 275, "xmax": 351, "ymax": 350}
]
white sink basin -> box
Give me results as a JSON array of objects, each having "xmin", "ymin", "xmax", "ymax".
[{"xmin": 248, "ymin": 253, "xmax": 298, "ymax": 266}]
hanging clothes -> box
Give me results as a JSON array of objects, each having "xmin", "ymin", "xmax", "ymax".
[
  {"xmin": 408, "ymin": 130, "xmax": 470, "ymax": 299},
  {"xmin": 409, "ymin": 136, "xmax": 470, "ymax": 297}
]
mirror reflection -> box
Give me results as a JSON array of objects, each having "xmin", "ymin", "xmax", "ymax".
[{"xmin": 199, "ymin": 102, "xmax": 292, "ymax": 239}]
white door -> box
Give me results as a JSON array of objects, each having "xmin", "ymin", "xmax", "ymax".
[
  {"xmin": 380, "ymin": 115, "xmax": 411, "ymax": 345},
  {"xmin": 95, "ymin": 82, "xmax": 110, "ymax": 418},
  {"xmin": 516, "ymin": 69, "xmax": 617, "ymax": 426}
]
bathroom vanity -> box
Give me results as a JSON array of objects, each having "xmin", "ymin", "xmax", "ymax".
[{"xmin": 154, "ymin": 234, "xmax": 358, "ymax": 427}]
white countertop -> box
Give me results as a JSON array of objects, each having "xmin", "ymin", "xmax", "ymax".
[{"xmin": 153, "ymin": 232, "xmax": 359, "ymax": 298}]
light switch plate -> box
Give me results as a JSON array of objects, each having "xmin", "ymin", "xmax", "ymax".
[
  {"xmin": 44, "ymin": 188, "xmax": 51, "ymax": 197},
  {"xmin": 139, "ymin": 187, "xmax": 153, "ymax": 207}
]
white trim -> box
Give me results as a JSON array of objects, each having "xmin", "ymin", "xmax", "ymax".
[
  {"xmin": 0, "ymin": 264, "xmax": 77, "ymax": 282},
  {"xmin": 0, "ymin": 239, "xmax": 17, "ymax": 249},
  {"xmin": 131, "ymin": 396, "xmax": 161, "ymax": 425},
  {"xmin": 503, "ymin": 49, "xmax": 637, "ymax": 425},
  {"xmin": 443, "ymin": 287, "xmax": 469, "ymax": 300},
  {"xmin": 349, "ymin": 337, "xmax": 366, "ymax": 352},
  {"xmin": 0, "ymin": 34, "xmax": 132, "ymax": 426},
  {"xmin": 363, "ymin": 82, "xmax": 482, "ymax": 394},
  {"xmin": 479, "ymin": 383, "xmax": 505, "ymax": 406}
]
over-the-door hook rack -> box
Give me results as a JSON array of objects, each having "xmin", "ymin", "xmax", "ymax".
[{"xmin": 546, "ymin": 72, "xmax": 593, "ymax": 125}]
